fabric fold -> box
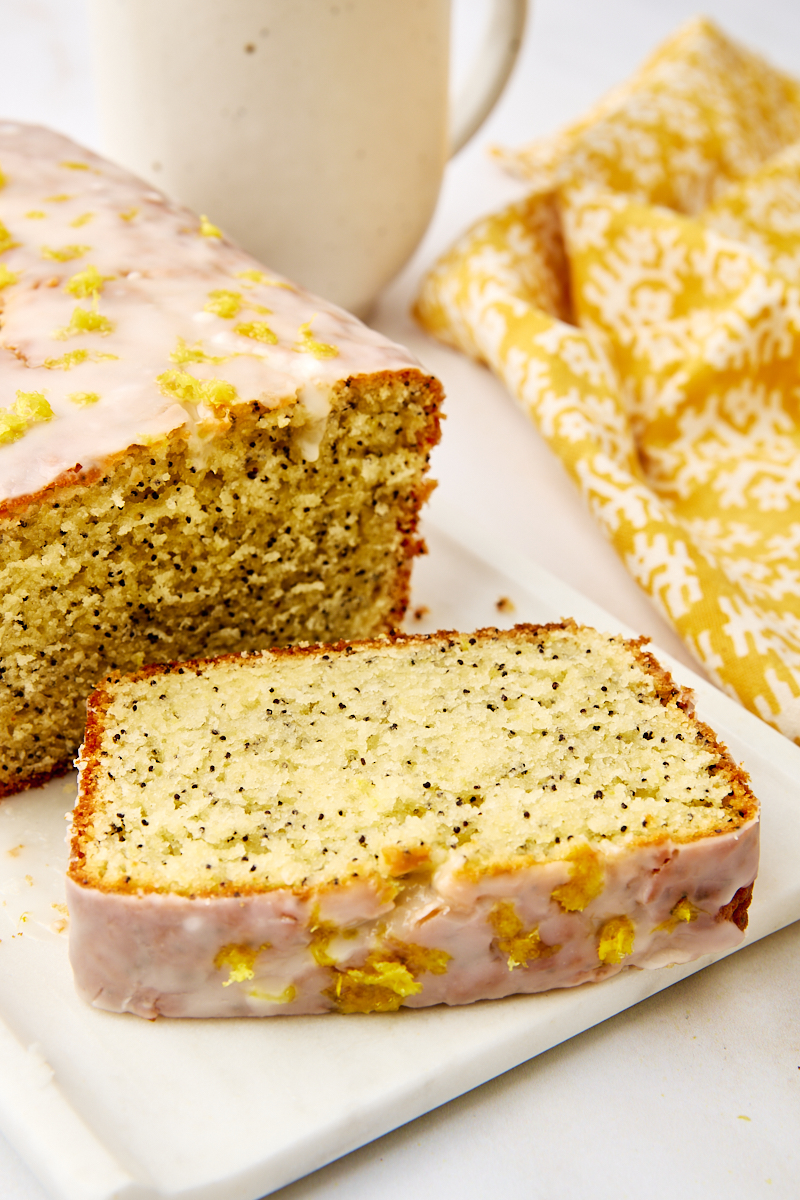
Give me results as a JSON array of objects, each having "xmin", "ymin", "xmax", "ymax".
[{"xmin": 415, "ymin": 18, "xmax": 800, "ymax": 741}]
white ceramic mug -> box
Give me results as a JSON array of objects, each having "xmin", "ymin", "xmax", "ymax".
[{"xmin": 87, "ymin": 0, "xmax": 527, "ymax": 316}]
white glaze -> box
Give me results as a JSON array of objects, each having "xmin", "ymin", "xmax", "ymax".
[
  {"xmin": 67, "ymin": 819, "xmax": 759, "ymax": 1018},
  {"xmin": 0, "ymin": 123, "xmax": 421, "ymax": 502}
]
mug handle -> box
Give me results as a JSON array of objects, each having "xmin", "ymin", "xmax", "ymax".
[{"xmin": 449, "ymin": 0, "xmax": 528, "ymax": 155}]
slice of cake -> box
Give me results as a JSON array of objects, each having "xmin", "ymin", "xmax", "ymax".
[
  {"xmin": 0, "ymin": 123, "xmax": 441, "ymax": 797},
  {"xmin": 67, "ymin": 622, "xmax": 759, "ymax": 1018}
]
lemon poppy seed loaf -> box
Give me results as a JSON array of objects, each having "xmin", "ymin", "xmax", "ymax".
[
  {"xmin": 67, "ymin": 621, "xmax": 759, "ymax": 1018},
  {"xmin": 0, "ymin": 123, "xmax": 441, "ymax": 796}
]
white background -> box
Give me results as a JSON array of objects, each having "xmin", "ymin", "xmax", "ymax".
[{"xmin": 1, "ymin": 1, "xmax": 799, "ymax": 1197}]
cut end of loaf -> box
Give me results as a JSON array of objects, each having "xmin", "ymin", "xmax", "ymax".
[{"xmin": 1, "ymin": 367, "xmax": 442, "ymax": 796}]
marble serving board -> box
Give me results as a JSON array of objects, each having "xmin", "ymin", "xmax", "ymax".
[{"xmin": 0, "ymin": 497, "xmax": 798, "ymax": 1200}]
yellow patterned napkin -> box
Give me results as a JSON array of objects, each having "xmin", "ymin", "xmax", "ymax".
[{"xmin": 415, "ymin": 18, "xmax": 800, "ymax": 741}]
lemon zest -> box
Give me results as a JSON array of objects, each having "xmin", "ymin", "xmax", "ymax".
[
  {"xmin": 0, "ymin": 410, "xmax": 28, "ymax": 444},
  {"xmin": 44, "ymin": 348, "xmax": 89, "ymax": 370},
  {"xmin": 0, "ymin": 390, "xmax": 55, "ymax": 440},
  {"xmin": 386, "ymin": 938, "xmax": 451, "ymax": 977},
  {"xmin": 54, "ymin": 304, "xmax": 116, "ymax": 340},
  {"xmin": 65, "ymin": 265, "xmax": 114, "ymax": 298},
  {"xmin": 199, "ymin": 214, "xmax": 223, "ymax": 238},
  {"xmin": 156, "ymin": 369, "xmax": 238, "ymax": 410},
  {"xmin": 343, "ymin": 960, "xmax": 421, "ymax": 996},
  {"xmin": 308, "ymin": 913, "xmax": 339, "ymax": 967},
  {"xmin": 15, "ymin": 390, "xmax": 54, "ymax": 424},
  {"xmin": 551, "ymin": 845, "xmax": 605, "ymax": 912},
  {"xmin": 236, "ymin": 269, "xmax": 267, "ymax": 284},
  {"xmin": 41, "ymin": 244, "xmax": 91, "ymax": 262},
  {"xmin": 170, "ymin": 336, "xmax": 228, "ymax": 365},
  {"xmin": 655, "ymin": 896, "xmax": 702, "ymax": 934},
  {"xmin": 489, "ymin": 901, "xmax": 560, "ymax": 969},
  {"xmin": 234, "ymin": 320, "xmax": 278, "ymax": 345},
  {"xmin": 294, "ymin": 319, "xmax": 339, "ymax": 359},
  {"xmin": 329, "ymin": 957, "xmax": 423, "ymax": 1012},
  {"xmin": 247, "ymin": 985, "xmax": 296, "ymax": 1003},
  {"xmin": 214, "ymin": 942, "xmax": 270, "ymax": 985},
  {"xmin": 0, "ymin": 220, "xmax": 19, "ymax": 255},
  {"xmin": 597, "ymin": 915, "xmax": 636, "ymax": 965},
  {"xmin": 235, "ymin": 269, "xmax": 292, "ymax": 289},
  {"xmin": 204, "ymin": 289, "xmax": 242, "ymax": 319}
]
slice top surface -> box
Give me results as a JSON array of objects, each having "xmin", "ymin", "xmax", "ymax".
[{"xmin": 70, "ymin": 623, "xmax": 757, "ymax": 897}]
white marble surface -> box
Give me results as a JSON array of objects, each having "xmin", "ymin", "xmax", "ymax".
[{"xmin": 1, "ymin": 1, "xmax": 799, "ymax": 1198}]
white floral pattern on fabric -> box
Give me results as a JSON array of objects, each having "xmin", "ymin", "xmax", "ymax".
[
  {"xmin": 492, "ymin": 17, "xmax": 800, "ymax": 214},
  {"xmin": 414, "ymin": 18, "xmax": 800, "ymax": 741}
]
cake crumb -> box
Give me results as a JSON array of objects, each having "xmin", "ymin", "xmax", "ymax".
[{"xmin": 51, "ymin": 904, "xmax": 69, "ymax": 935}]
